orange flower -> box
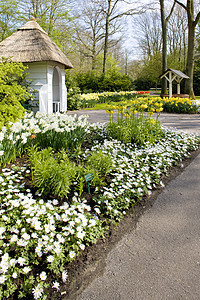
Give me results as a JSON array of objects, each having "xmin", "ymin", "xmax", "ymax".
[{"xmin": 30, "ymin": 134, "xmax": 36, "ymax": 139}]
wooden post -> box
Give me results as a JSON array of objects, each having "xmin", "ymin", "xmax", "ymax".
[
  {"xmin": 177, "ymin": 82, "xmax": 180, "ymax": 94},
  {"xmin": 169, "ymin": 71, "xmax": 172, "ymax": 97}
]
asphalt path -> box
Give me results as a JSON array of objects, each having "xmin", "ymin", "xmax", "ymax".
[
  {"xmin": 66, "ymin": 110, "xmax": 200, "ymax": 136},
  {"xmin": 66, "ymin": 110, "xmax": 200, "ymax": 300}
]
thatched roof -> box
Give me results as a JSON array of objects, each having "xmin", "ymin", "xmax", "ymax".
[{"xmin": 0, "ymin": 18, "xmax": 73, "ymax": 69}]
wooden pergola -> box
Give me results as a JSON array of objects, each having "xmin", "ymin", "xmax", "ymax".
[{"xmin": 160, "ymin": 69, "xmax": 189, "ymax": 97}]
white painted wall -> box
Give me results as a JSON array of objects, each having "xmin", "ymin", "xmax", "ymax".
[
  {"xmin": 61, "ymin": 68, "xmax": 67, "ymax": 112},
  {"xmin": 25, "ymin": 62, "xmax": 48, "ymax": 113},
  {"xmin": 25, "ymin": 61, "xmax": 67, "ymax": 114}
]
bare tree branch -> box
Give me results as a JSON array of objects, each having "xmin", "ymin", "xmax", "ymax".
[
  {"xmin": 166, "ymin": 0, "xmax": 176, "ymax": 23},
  {"xmin": 175, "ymin": 0, "xmax": 186, "ymax": 10}
]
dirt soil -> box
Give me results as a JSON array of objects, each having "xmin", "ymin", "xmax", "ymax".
[{"xmin": 58, "ymin": 147, "xmax": 200, "ymax": 300}]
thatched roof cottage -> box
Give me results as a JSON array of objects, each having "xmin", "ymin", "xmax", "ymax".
[{"xmin": 0, "ymin": 18, "xmax": 73, "ymax": 113}]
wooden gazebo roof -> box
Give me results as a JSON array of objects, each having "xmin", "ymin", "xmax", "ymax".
[
  {"xmin": 160, "ymin": 69, "xmax": 189, "ymax": 97},
  {"xmin": 160, "ymin": 69, "xmax": 189, "ymax": 80}
]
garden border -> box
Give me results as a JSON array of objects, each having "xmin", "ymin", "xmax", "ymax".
[{"xmin": 59, "ymin": 146, "xmax": 200, "ymax": 300}]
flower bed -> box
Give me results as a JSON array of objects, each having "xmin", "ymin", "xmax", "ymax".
[
  {"xmin": 0, "ymin": 112, "xmax": 199, "ymax": 299},
  {"xmin": 78, "ymin": 91, "xmax": 200, "ymax": 113},
  {"xmin": 105, "ymin": 96, "xmax": 200, "ymax": 116},
  {"xmin": 80, "ymin": 91, "xmax": 137, "ymax": 108}
]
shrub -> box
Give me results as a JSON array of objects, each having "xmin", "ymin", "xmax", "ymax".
[
  {"xmin": 86, "ymin": 150, "xmax": 114, "ymax": 176},
  {"xmin": 106, "ymin": 116, "xmax": 163, "ymax": 146},
  {"xmin": 67, "ymin": 87, "xmax": 82, "ymax": 110},
  {"xmin": 29, "ymin": 148, "xmax": 77, "ymax": 199},
  {"xmin": 193, "ymin": 60, "xmax": 200, "ymax": 96},
  {"xmin": 72, "ymin": 70, "xmax": 134, "ymax": 93},
  {"xmin": 0, "ymin": 58, "xmax": 31, "ymax": 129},
  {"xmin": 134, "ymin": 78, "xmax": 154, "ymax": 91}
]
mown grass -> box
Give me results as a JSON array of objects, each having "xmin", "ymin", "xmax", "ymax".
[{"xmin": 82, "ymin": 100, "xmax": 133, "ymax": 110}]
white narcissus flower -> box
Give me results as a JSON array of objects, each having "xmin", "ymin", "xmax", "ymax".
[
  {"xmin": 12, "ymin": 272, "xmax": 17, "ymax": 279},
  {"xmin": 47, "ymin": 255, "xmax": 54, "ymax": 263},
  {"xmin": 0, "ymin": 261, "xmax": 9, "ymax": 273},
  {"xmin": 69, "ymin": 251, "xmax": 76, "ymax": 259},
  {"xmin": 62, "ymin": 270, "xmax": 68, "ymax": 283},
  {"xmin": 18, "ymin": 257, "xmax": 26, "ymax": 266},
  {"xmin": 32, "ymin": 284, "xmax": 43, "ymax": 299},
  {"xmin": 79, "ymin": 244, "xmax": 85, "ymax": 251},
  {"xmin": 0, "ymin": 275, "xmax": 7, "ymax": 284},
  {"xmin": 52, "ymin": 281, "xmax": 60, "ymax": 290},
  {"xmin": 23, "ymin": 267, "xmax": 31, "ymax": 274},
  {"xmin": 40, "ymin": 271, "xmax": 47, "ymax": 281},
  {"xmin": 10, "ymin": 259, "xmax": 16, "ymax": 267},
  {"xmin": 94, "ymin": 207, "xmax": 101, "ymax": 214},
  {"xmin": 77, "ymin": 231, "xmax": 85, "ymax": 240},
  {"xmin": 22, "ymin": 233, "xmax": 30, "ymax": 240}
]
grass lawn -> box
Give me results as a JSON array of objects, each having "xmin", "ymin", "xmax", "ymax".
[{"xmin": 82, "ymin": 101, "xmax": 132, "ymax": 110}]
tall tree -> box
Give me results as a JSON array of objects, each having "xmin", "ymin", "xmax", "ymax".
[
  {"xmin": 168, "ymin": 6, "xmax": 187, "ymax": 70},
  {"xmin": 135, "ymin": 11, "xmax": 162, "ymax": 59},
  {"xmin": 101, "ymin": 0, "xmax": 146, "ymax": 75},
  {"xmin": 18, "ymin": 0, "xmax": 73, "ymax": 51},
  {"xmin": 0, "ymin": 0, "xmax": 18, "ymax": 41},
  {"xmin": 72, "ymin": 0, "xmax": 105, "ymax": 70},
  {"xmin": 175, "ymin": 0, "xmax": 200, "ymax": 97},
  {"xmin": 159, "ymin": 0, "xmax": 176, "ymax": 95}
]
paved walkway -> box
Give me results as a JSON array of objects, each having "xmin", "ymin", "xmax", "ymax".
[
  {"xmin": 66, "ymin": 110, "xmax": 200, "ymax": 300},
  {"xmin": 67, "ymin": 110, "xmax": 200, "ymax": 136}
]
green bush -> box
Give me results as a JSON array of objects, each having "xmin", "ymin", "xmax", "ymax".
[
  {"xmin": 134, "ymin": 78, "xmax": 155, "ymax": 91},
  {"xmin": 193, "ymin": 60, "xmax": 200, "ymax": 96},
  {"xmin": 106, "ymin": 116, "xmax": 163, "ymax": 146},
  {"xmin": 71, "ymin": 70, "xmax": 134, "ymax": 93},
  {"xmin": 0, "ymin": 58, "xmax": 31, "ymax": 129},
  {"xmin": 86, "ymin": 150, "xmax": 114, "ymax": 176},
  {"xmin": 67, "ymin": 87, "xmax": 82, "ymax": 110},
  {"xmin": 29, "ymin": 148, "xmax": 77, "ymax": 199}
]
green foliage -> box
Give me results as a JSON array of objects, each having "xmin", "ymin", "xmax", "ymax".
[
  {"xmin": 134, "ymin": 53, "xmax": 162, "ymax": 90},
  {"xmin": 84, "ymin": 218, "xmax": 107, "ymax": 245},
  {"xmin": 29, "ymin": 147, "xmax": 77, "ymax": 199},
  {"xmin": 0, "ymin": 0, "xmax": 18, "ymax": 41},
  {"xmin": 28, "ymin": 147, "xmax": 113, "ymax": 199},
  {"xmin": 193, "ymin": 60, "xmax": 200, "ymax": 96},
  {"xmin": 0, "ymin": 59, "xmax": 31, "ymax": 129},
  {"xmin": 162, "ymin": 98, "xmax": 199, "ymax": 113},
  {"xmin": 75, "ymin": 163, "xmax": 105, "ymax": 196},
  {"xmin": 71, "ymin": 70, "xmax": 134, "ymax": 93},
  {"xmin": 86, "ymin": 150, "xmax": 113, "ymax": 176},
  {"xmin": 67, "ymin": 87, "xmax": 82, "ymax": 110},
  {"xmin": 106, "ymin": 116, "xmax": 163, "ymax": 146},
  {"xmin": 134, "ymin": 78, "xmax": 155, "ymax": 91},
  {"xmin": 33, "ymin": 122, "xmax": 87, "ymax": 151}
]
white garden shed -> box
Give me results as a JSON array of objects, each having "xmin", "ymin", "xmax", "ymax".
[{"xmin": 0, "ymin": 18, "xmax": 73, "ymax": 113}]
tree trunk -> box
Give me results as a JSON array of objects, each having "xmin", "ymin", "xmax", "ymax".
[
  {"xmin": 102, "ymin": 17, "xmax": 109, "ymax": 75},
  {"xmin": 92, "ymin": 40, "xmax": 97, "ymax": 70},
  {"xmin": 103, "ymin": 0, "xmax": 111, "ymax": 75},
  {"xmin": 184, "ymin": 21, "xmax": 195, "ymax": 97},
  {"xmin": 175, "ymin": 0, "xmax": 200, "ymax": 98},
  {"xmin": 160, "ymin": 0, "xmax": 168, "ymax": 95}
]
